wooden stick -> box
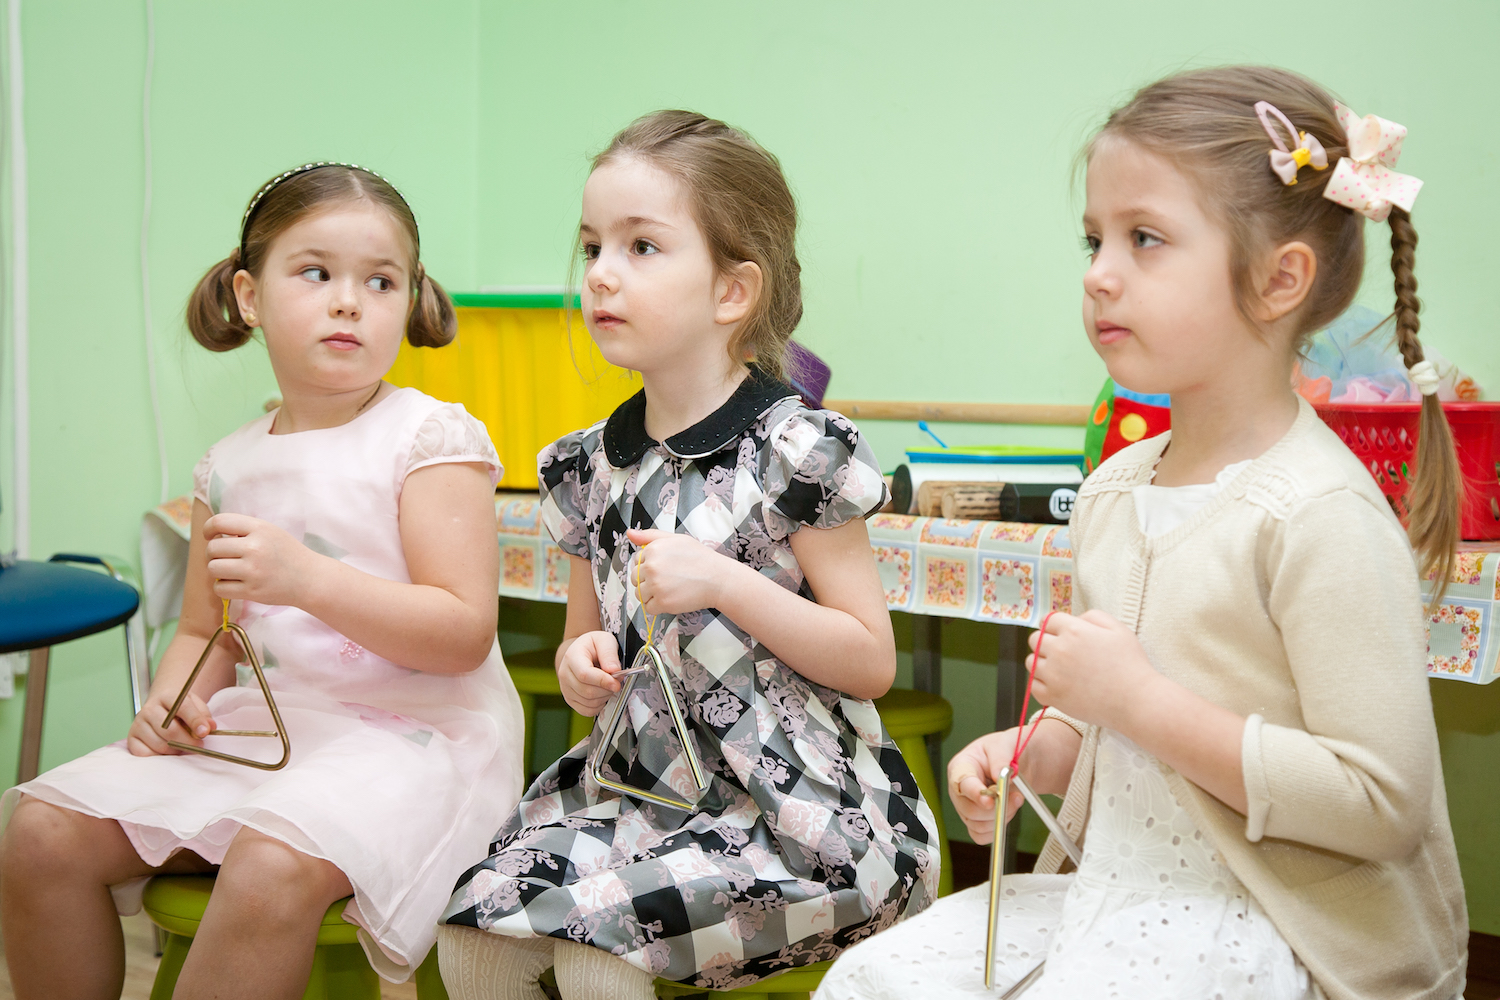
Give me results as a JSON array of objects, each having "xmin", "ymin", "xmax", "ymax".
[{"xmin": 823, "ymin": 400, "xmax": 1090, "ymax": 427}]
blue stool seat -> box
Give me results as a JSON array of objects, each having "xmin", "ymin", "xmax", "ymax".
[
  {"xmin": 0, "ymin": 554, "xmax": 144, "ymax": 783},
  {"xmin": 0, "ymin": 557, "xmax": 139, "ymax": 653}
]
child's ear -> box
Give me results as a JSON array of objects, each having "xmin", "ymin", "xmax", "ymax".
[
  {"xmin": 232, "ymin": 268, "xmax": 260, "ymax": 328},
  {"xmin": 1254, "ymin": 240, "xmax": 1317, "ymax": 324},
  {"xmin": 713, "ymin": 261, "xmax": 763, "ymax": 327}
]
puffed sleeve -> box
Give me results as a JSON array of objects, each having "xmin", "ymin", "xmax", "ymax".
[
  {"xmin": 191, "ymin": 447, "xmax": 216, "ymax": 512},
  {"xmin": 405, "ymin": 404, "xmax": 503, "ymax": 487},
  {"xmin": 760, "ymin": 407, "xmax": 889, "ymax": 541},
  {"xmin": 537, "ymin": 429, "xmax": 591, "ymax": 558}
]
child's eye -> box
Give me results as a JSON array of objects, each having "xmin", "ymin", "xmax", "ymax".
[
  {"xmin": 1081, "ymin": 235, "xmax": 1100, "ymax": 257},
  {"xmin": 580, "ymin": 242, "xmax": 600, "ymax": 261},
  {"xmin": 1132, "ymin": 230, "xmax": 1164, "ymax": 250},
  {"xmin": 632, "ymin": 239, "xmax": 659, "ymax": 256},
  {"xmin": 366, "ymin": 276, "xmax": 394, "ymax": 292},
  {"xmin": 299, "ymin": 266, "xmax": 330, "ymax": 282}
]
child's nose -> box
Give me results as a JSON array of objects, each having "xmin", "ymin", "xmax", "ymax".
[
  {"xmin": 588, "ymin": 255, "xmax": 620, "ymax": 293},
  {"xmin": 1083, "ymin": 251, "xmax": 1121, "ymax": 300},
  {"xmin": 330, "ymin": 277, "xmax": 362, "ymax": 317}
]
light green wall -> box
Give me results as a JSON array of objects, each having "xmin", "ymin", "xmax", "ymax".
[
  {"xmin": 4, "ymin": 0, "xmax": 1499, "ymax": 932},
  {"xmin": 473, "ymin": 1, "xmax": 1498, "ymax": 462}
]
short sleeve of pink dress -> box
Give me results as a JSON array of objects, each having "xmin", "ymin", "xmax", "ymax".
[{"xmin": 5, "ymin": 388, "xmax": 523, "ymax": 983}]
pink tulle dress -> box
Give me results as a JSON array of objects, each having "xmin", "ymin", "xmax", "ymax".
[{"xmin": 3, "ymin": 387, "xmax": 524, "ymax": 982}]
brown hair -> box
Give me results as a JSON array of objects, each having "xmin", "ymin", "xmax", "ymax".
[
  {"xmin": 187, "ymin": 165, "xmax": 455, "ymax": 352},
  {"xmin": 1092, "ymin": 66, "xmax": 1460, "ymax": 599},
  {"xmin": 581, "ymin": 110, "xmax": 802, "ymax": 381}
]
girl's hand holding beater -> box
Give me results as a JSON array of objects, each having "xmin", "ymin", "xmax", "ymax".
[
  {"xmin": 557, "ymin": 631, "xmax": 624, "ymax": 717},
  {"xmin": 947, "ymin": 720, "xmax": 1081, "ymax": 845},
  {"xmin": 126, "ymin": 688, "xmax": 217, "ymax": 758}
]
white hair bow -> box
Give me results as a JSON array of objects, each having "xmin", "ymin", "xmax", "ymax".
[{"xmin": 1322, "ymin": 103, "xmax": 1423, "ymax": 222}]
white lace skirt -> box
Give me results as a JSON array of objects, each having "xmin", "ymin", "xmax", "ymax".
[{"xmin": 816, "ymin": 732, "xmax": 1316, "ymax": 1000}]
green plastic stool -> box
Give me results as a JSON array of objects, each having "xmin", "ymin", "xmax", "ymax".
[
  {"xmin": 873, "ymin": 687, "xmax": 955, "ymax": 897},
  {"xmin": 141, "ymin": 874, "xmax": 446, "ymax": 1000},
  {"xmin": 654, "ymin": 960, "xmax": 834, "ymax": 1000},
  {"xmin": 507, "ymin": 647, "xmax": 596, "ymax": 779}
]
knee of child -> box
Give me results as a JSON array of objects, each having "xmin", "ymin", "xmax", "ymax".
[
  {"xmin": 1, "ymin": 797, "xmax": 93, "ymax": 882},
  {"xmin": 212, "ymin": 830, "xmax": 349, "ymax": 923}
]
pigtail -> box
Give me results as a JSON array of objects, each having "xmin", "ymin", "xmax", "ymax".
[
  {"xmin": 1388, "ymin": 207, "xmax": 1461, "ymax": 606},
  {"xmin": 186, "ymin": 249, "xmax": 254, "ymax": 352},
  {"xmin": 406, "ymin": 263, "xmax": 457, "ymax": 348}
]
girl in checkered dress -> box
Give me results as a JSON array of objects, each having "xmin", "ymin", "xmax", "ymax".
[{"xmin": 439, "ymin": 111, "xmax": 941, "ymax": 999}]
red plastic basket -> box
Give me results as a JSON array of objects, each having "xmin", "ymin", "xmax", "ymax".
[{"xmin": 1315, "ymin": 402, "xmax": 1500, "ymax": 540}]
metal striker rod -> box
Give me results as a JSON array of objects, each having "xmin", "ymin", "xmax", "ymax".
[
  {"xmin": 1011, "ymin": 768, "xmax": 1083, "ymax": 868},
  {"xmin": 984, "ymin": 765, "xmax": 1012, "ymax": 990}
]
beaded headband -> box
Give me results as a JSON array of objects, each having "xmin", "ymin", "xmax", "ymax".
[{"xmin": 238, "ymin": 161, "xmax": 414, "ymax": 264}]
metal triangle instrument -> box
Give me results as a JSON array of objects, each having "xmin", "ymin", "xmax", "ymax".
[
  {"xmin": 160, "ymin": 601, "xmax": 290, "ymax": 771},
  {"xmin": 984, "ymin": 764, "xmax": 1082, "ymax": 993},
  {"xmin": 590, "ymin": 643, "xmax": 708, "ymax": 811}
]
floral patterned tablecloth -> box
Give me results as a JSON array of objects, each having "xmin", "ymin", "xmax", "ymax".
[{"xmin": 494, "ymin": 495, "xmax": 1500, "ymax": 685}]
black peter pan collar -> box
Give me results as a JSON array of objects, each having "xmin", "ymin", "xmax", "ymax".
[{"xmin": 603, "ymin": 366, "xmax": 801, "ymax": 467}]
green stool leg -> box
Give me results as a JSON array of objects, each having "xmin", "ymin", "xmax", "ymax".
[
  {"xmin": 894, "ymin": 733, "xmax": 954, "ymax": 896},
  {"xmin": 568, "ymin": 710, "xmax": 594, "ymax": 747},
  {"xmin": 517, "ymin": 690, "xmax": 537, "ymax": 777},
  {"xmin": 150, "ymin": 931, "xmax": 192, "ymax": 1000},
  {"xmin": 321, "ymin": 942, "xmax": 381, "ymax": 999},
  {"xmin": 146, "ymin": 930, "xmax": 378, "ymax": 1000},
  {"xmin": 304, "ymin": 946, "xmax": 330, "ymax": 1000},
  {"xmin": 416, "ymin": 945, "xmax": 450, "ymax": 1000}
]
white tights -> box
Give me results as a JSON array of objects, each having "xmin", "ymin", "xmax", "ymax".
[{"xmin": 436, "ymin": 925, "xmax": 657, "ymax": 1000}]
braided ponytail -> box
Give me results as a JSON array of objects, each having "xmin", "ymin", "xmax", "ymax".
[
  {"xmin": 186, "ymin": 248, "xmax": 255, "ymax": 351},
  {"xmin": 1388, "ymin": 208, "xmax": 1461, "ymax": 604}
]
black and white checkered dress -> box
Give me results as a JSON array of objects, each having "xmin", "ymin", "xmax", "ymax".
[{"xmin": 443, "ymin": 369, "xmax": 940, "ymax": 988}]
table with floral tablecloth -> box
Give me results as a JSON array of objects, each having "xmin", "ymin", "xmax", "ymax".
[{"xmin": 493, "ymin": 494, "xmax": 1500, "ymax": 685}]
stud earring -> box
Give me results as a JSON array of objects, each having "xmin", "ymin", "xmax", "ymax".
[{"xmin": 243, "ymin": 312, "xmax": 257, "ymax": 326}]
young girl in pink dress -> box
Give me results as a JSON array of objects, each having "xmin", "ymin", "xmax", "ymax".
[{"xmin": 0, "ymin": 164, "xmax": 524, "ymax": 998}]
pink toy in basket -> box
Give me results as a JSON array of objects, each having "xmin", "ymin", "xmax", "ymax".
[{"xmin": 1315, "ymin": 402, "xmax": 1500, "ymax": 540}]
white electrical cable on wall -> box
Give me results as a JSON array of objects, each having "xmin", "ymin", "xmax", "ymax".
[
  {"xmin": 7, "ymin": 0, "xmax": 28, "ymax": 558},
  {"xmin": 140, "ymin": 0, "xmax": 167, "ymax": 503}
]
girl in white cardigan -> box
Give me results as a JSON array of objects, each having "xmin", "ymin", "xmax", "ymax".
[{"xmin": 817, "ymin": 65, "xmax": 1467, "ymax": 1000}]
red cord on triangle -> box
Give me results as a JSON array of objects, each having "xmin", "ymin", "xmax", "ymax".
[{"xmin": 1008, "ymin": 611, "xmax": 1057, "ymax": 773}]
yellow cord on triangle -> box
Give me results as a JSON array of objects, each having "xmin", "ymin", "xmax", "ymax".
[{"xmin": 221, "ymin": 598, "xmax": 230, "ymax": 628}]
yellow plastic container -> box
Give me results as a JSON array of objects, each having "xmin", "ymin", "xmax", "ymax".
[{"xmin": 387, "ymin": 296, "xmax": 640, "ymax": 489}]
